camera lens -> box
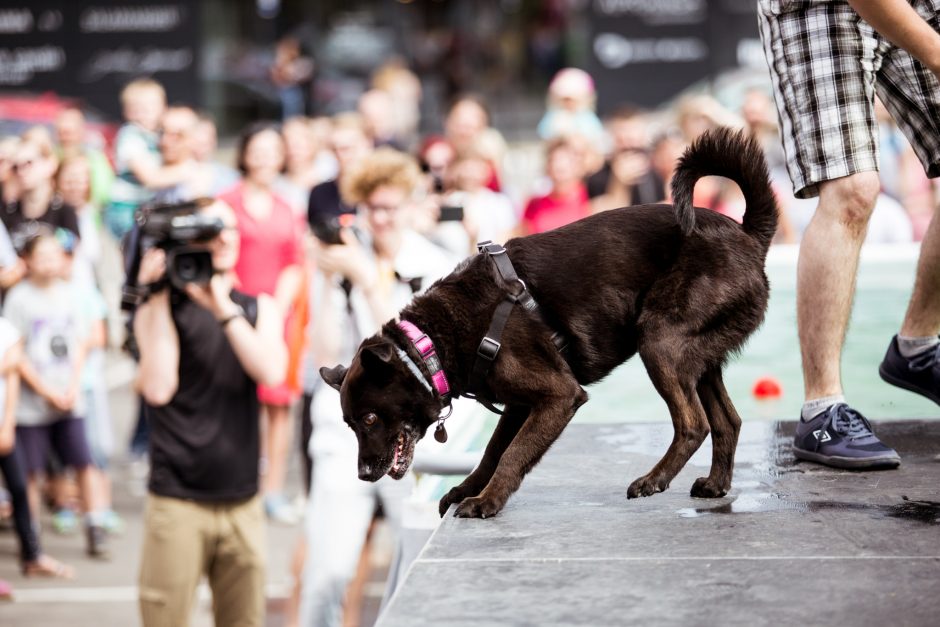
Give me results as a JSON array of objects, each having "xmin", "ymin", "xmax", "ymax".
[
  {"xmin": 168, "ymin": 249, "xmax": 213, "ymax": 290},
  {"xmin": 176, "ymin": 256, "xmax": 199, "ymax": 282}
]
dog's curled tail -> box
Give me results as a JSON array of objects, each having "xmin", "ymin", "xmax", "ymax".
[{"xmin": 670, "ymin": 127, "xmax": 778, "ymax": 249}]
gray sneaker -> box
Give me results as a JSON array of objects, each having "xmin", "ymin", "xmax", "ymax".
[
  {"xmin": 793, "ymin": 403, "xmax": 900, "ymax": 469},
  {"xmin": 86, "ymin": 525, "xmax": 110, "ymax": 560}
]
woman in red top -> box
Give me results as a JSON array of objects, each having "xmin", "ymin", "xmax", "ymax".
[
  {"xmin": 521, "ymin": 137, "xmax": 591, "ymax": 235},
  {"xmin": 218, "ymin": 123, "xmax": 304, "ymax": 524}
]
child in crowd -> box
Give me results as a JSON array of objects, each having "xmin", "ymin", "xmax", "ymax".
[
  {"xmin": 56, "ymin": 156, "xmax": 101, "ymax": 288},
  {"xmin": 63, "ymin": 231, "xmax": 122, "ymax": 534},
  {"xmin": 0, "ymin": 314, "xmax": 73, "ymax": 579},
  {"xmin": 54, "ymin": 107, "xmax": 115, "ymax": 212},
  {"xmin": 106, "ymin": 79, "xmax": 166, "ymax": 240},
  {"xmin": 537, "ymin": 68, "xmax": 606, "ymax": 150},
  {"xmin": 2, "ymin": 230, "xmax": 109, "ymax": 558}
]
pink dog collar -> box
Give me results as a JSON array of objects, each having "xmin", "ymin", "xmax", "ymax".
[{"xmin": 397, "ymin": 319, "xmax": 451, "ymax": 400}]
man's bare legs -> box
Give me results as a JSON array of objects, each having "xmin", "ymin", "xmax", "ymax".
[
  {"xmin": 793, "ymin": 171, "xmax": 901, "ymax": 468},
  {"xmin": 797, "ymin": 172, "xmax": 880, "ymax": 400},
  {"xmin": 901, "ymin": 209, "xmax": 940, "ymax": 338},
  {"xmin": 76, "ymin": 465, "xmax": 106, "ymax": 518},
  {"xmin": 878, "ymin": 201, "xmax": 940, "ymax": 428},
  {"xmin": 896, "ymin": 209, "xmax": 940, "ymax": 461}
]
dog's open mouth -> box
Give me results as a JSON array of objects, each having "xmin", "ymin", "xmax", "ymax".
[{"xmin": 387, "ymin": 431, "xmax": 416, "ymax": 480}]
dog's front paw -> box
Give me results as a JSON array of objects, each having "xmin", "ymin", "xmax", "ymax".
[
  {"xmin": 439, "ymin": 485, "xmax": 475, "ymax": 517},
  {"xmin": 627, "ymin": 474, "xmax": 670, "ymax": 499},
  {"xmin": 453, "ymin": 494, "xmax": 505, "ymax": 519},
  {"xmin": 690, "ymin": 476, "xmax": 728, "ymax": 498}
]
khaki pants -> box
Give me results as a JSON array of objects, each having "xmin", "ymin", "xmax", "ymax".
[{"xmin": 139, "ymin": 494, "xmax": 266, "ymax": 627}]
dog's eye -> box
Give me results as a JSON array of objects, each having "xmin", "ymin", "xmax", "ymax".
[{"xmin": 362, "ymin": 413, "xmax": 378, "ymax": 427}]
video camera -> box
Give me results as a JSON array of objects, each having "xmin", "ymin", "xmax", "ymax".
[
  {"xmin": 121, "ymin": 198, "xmax": 223, "ymax": 312},
  {"xmin": 310, "ymin": 212, "xmax": 357, "ymax": 246}
]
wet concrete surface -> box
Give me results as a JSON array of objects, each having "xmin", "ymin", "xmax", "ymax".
[{"xmin": 379, "ymin": 420, "xmax": 940, "ymax": 627}]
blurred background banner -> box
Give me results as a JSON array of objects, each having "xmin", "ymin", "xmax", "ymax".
[
  {"xmin": 0, "ymin": 0, "xmax": 768, "ymax": 136},
  {"xmin": 588, "ymin": 0, "xmax": 764, "ymax": 113},
  {"xmin": 0, "ymin": 2, "xmax": 201, "ymax": 120}
]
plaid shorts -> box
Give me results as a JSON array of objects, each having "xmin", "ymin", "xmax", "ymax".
[{"xmin": 759, "ymin": 0, "xmax": 940, "ymax": 198}]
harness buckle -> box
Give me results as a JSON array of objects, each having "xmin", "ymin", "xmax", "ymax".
[
  {"xmin": 477, "ymin": 336, "xmax": 501, "ymax": 361},
  {"xmin": 477, "ymin": 240, "xmax": 506, "ymax": 256}
]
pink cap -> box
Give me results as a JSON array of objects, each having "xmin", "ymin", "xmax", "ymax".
[{"xmin": 549, "ymin": 68, "xmax": 596, "ymax": 98}]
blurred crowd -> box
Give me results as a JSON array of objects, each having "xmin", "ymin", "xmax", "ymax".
[{"xmin": 0, "ymin": 59, "xmax": 934, "ymax": 623}]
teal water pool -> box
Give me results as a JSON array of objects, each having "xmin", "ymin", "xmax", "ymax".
[{"xmin": 579, "ymin": 244, "xmax": 938, "ymax": 423}]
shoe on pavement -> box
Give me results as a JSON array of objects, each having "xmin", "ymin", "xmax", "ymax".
[
  {"xmin": 793, "ymin": 403, "xmax": 900, "ymax": 469},
  {"xmin": 51, "ymin": 509, "xmax": 79, "ymax": 535},
  {"xmin": 879, "ymin": 335, "xmax": 940, "ymax": 405},
  {"xmin": 102, "ymin": 510, "xmax": 125, "ymax": 536},
  {"xmin": 86, "ymin": 525, "xmax": 110, "ymax": 560}
]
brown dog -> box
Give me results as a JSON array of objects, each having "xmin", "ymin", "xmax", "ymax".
[{"xmin": 321, "ymin": 128, "xmax": 777, "ymax": 518}]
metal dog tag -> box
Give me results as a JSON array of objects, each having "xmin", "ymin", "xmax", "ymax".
[{"xmin": 434, "ymin": 423, "xmax": 448, "ymax": 443}]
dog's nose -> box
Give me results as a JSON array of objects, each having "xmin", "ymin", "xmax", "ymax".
[{"xmin": 358, "ymin": 463, "xmax": 373, "ymax": 480}]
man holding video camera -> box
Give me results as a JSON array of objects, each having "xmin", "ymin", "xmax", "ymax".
[{"xmin": 132, "ymin": 198, "xmax": 286, "ymax": 627}]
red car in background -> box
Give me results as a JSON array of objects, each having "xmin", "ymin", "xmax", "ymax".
[{"xmin": 0, "ymin": 91, "xmax": 118, "ymax": 160}]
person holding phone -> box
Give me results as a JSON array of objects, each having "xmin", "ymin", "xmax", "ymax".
[{"xmin": 300, "ymin": 148, "xmax": 457, "ymax": 627}]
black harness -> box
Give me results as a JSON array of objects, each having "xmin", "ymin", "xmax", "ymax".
[{"xmin": 464, "ymin": 241, "xmax": 568, "ymax": 415}]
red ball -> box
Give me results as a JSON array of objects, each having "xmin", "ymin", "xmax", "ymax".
[{"xmin": 752, "ymin": 376, "xmax": 782, "ymax": 400}]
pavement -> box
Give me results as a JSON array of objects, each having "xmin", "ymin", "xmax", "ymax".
[{"xmin": 379, "ymin": 420, "xmax": 940, "ymax": 627}]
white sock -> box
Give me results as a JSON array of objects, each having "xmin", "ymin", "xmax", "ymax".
[
  {"xmin": 85, "ymin": 510, "xmax": 106, "ymax": 527},
  {"xmin": 801, "ymin": 394, "xmax": 845, "ymax": 422},
  {"xmin": 897, "ymin": 335, "xmax": 939, "ymax": 359}
]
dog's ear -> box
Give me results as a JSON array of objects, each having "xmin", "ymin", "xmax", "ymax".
[
  {"xmin": 360, "ymin": 340, "xmax": 394, "ymax": 371},
  {"xmin": 319, "ymin": 364, "xmax": 348, "ymax": 391},
  {"xmin": 358, "ymin": 338, "xmax": 397, "ymax": 386}
]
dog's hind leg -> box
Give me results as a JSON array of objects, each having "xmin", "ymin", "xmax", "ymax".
[
  {"xmin": 691, "ymin": 367, "xmax": 741, "ymax": 498},
  {"xmin": 628, "ymin": 349, "xmax": 709, "ymax": 499},
  {"xmin": 454, "ymin": 383, "xmax": 587, "ymax": 518},
  {"xmin": 438, "ymin": 406, "xmax": 530, "ymax": 517}
]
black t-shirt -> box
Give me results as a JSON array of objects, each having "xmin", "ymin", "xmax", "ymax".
[
  {"xmin": 1, "ymin": 196, "xmax": 81, "ymax": 252},
  {"xmin": 146, "ymin": 290, "xmax": 261, "ymax": 502},
  {"xmin": 307, "ymin": 179, "xmax": 355, "ymax": 226}
]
